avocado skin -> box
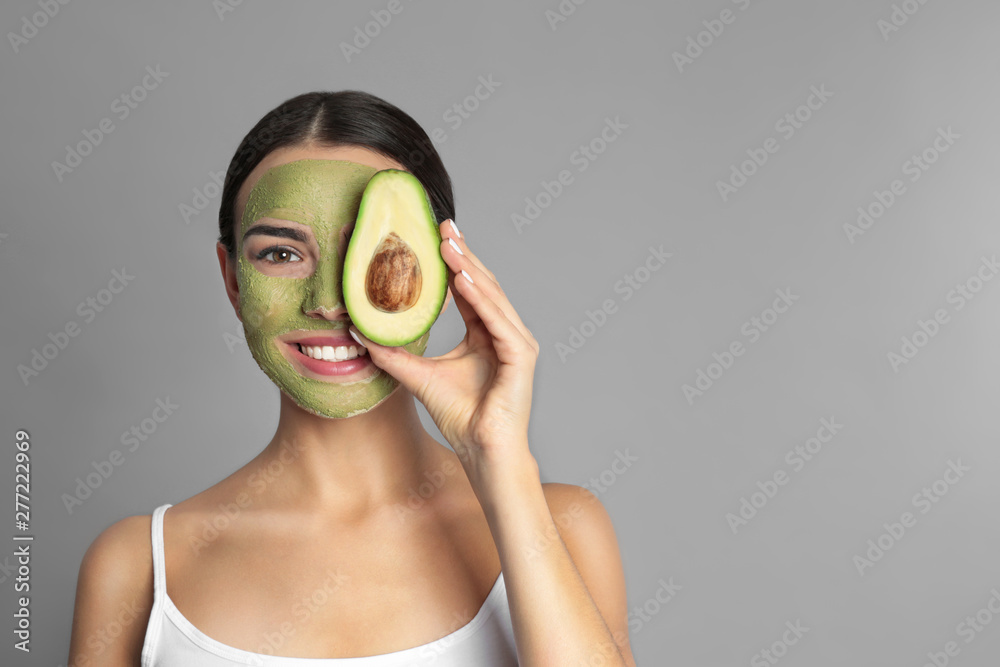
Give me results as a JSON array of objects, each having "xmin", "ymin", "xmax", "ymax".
[{"xmin": 344, "ymin": 169, "xmax": 447, "ymax": 347}]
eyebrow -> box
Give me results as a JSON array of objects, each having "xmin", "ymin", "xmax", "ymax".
[{"xmin": 243, "ymin": 224, "xmax": 309, "ymax": 244}]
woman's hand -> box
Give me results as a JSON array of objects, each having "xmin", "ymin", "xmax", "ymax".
[{"xmin": 348, "ymin": 219, "xmax": 540, "ymax": 471}]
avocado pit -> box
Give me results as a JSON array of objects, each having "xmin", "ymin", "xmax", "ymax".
[{"xmin": 365, "ymin": 232, "xmax": 422, "ymax": 313}]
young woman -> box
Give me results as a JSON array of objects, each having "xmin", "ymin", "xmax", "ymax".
[{"xmin": 68, "ymin": 91, "xmax": 636, "ymax": 666}]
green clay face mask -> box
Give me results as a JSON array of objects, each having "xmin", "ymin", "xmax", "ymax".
[{"xmin": 237, "ymin": 159, "xmax": 431, "ymax": 419}]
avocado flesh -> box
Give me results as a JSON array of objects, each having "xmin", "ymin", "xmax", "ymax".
[{"xmin": 343, "ymin": 169, "xmax": 447, "ymax": 347}]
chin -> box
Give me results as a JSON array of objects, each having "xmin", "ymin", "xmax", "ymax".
[{"xmin": 283, "ymin": 381, "xmax": 401, "ymax": 420}]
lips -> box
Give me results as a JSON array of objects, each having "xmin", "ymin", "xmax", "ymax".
[{"xmin": 280, "ymin": 332, "xmax": 373, "ymax": 377}]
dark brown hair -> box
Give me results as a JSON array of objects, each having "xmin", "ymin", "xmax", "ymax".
[{"xmin": 218, "ymin": 90, "xmax": 455, "ymax": 257}]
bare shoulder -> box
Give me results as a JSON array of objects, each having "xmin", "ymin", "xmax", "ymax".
[
  {"xmin": 541, "ymin": 482, "xmax": 637, "ymax": 667},
  {"xmin": 80, "ymin": 513, "xmax": 154, "ymax": 579},
  {"xmin": 541, "ymin": 481, "xmax": 604, "ymax": 515},
  {"xmin": 541, "ymin": 481, "xmax": 627, "ymax": 540},
  {"xmin": 68, "ymin": 513, "xmax": 155, "ymax": 666}
]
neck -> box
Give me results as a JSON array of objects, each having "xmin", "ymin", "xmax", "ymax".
[{"xmin": 251, "ymin": 384, "xmax": 455, "ymax": 520}]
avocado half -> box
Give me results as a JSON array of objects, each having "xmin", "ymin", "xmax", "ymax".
[{"xmin": 343, "ymin": 169, "xmax": 448, "ymax": 347}]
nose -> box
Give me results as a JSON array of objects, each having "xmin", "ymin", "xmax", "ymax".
[{"xmin": 303, "ymin": 254, "xmax": 348, "ymax": 321}]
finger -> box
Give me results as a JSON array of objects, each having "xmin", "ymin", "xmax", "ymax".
[
  {"xmin": 444, "ymin": 267, "xmax": 495, "ymax": 350},
  {"xmin": 348, "ymin": 326, "xmax": 434, "ymax": 399},
  {"xmin": 440, "ymin": 237, "xmax": 506, "ymax": 343},
  {"xmin": 449, "ymin": 263, "xmax": 535, "ymax": 366},
  {"xmin": 444, "ymin": 265, "xmax": 480, "ymax": 326},
  {"xmin": 440, "ymin": 219, "xmax": 497, "ymax": 283},
  {"xmin": 440, "ymin": 223, "xmax": 538, "ymax": 351}
]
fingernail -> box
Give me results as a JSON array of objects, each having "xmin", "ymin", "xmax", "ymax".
[
  {"xmin": 448, "ymin": 237, "xmax": 463, "ymax": 256},
  {"xmin": 449, "ymin": 219, "xmax": 461, "ymax": 238},
  {"xmin": 461, "ymin": 269, "xmax": 474, "ymax": 284},
  {"xmin": 348, "ymin": 327, "xmax": 367, "ymax": 348}
]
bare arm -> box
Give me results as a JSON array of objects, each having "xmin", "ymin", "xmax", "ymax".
[
  {"xmin": 473, "ymin": 455, "xmax": 637, "ymax": 667},
  {"xmin": 542, "ymin": 481, "xmax": 638, "ymax": 667}
]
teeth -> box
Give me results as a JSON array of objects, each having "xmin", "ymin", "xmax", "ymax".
[{"xmin": 297, "ymin": 344, "xmax": 367, "ymax": 361}]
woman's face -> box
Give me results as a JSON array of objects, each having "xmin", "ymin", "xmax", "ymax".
[{"xmin": 227, "ymin": 145, "xmax": 440, "ymax": 419}]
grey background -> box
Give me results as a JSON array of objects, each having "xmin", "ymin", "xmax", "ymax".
[{"xmin": 2, "ymin": 0, "xmax": 999, "ymax": 664}]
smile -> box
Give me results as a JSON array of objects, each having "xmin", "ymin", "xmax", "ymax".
[
  {"xmin": 281, "ymin": 336, "xmax": 375, "ymax": 378},
  {"xmin": 296, "ymin": 343, "xmax": 367, "ymax": 361}
]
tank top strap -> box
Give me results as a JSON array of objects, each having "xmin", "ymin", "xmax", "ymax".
[
  {"xmin": 150, "ymin": 503, "xmax": 173, "ymax": 598},
  {"xmin": 141, "ymin": 504, "xmax": 173, "ymax": 667}
]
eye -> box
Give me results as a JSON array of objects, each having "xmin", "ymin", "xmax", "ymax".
[{"xmin": 256, "ymin": 245, "xmax": 303, "ymax": 265}]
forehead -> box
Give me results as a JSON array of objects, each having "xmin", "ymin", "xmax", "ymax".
[
  {"xmin": 235, "ymin": 145, "xmax": 407, "ymax": 230},
  {"xmin": 241, "ymin": 160, "xmax": 378, "ymax": 230}
]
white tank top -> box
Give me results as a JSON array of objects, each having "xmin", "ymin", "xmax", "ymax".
[{"xmin": 141, "ymin": 504, "xmax": 520, "ymax": 666}]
